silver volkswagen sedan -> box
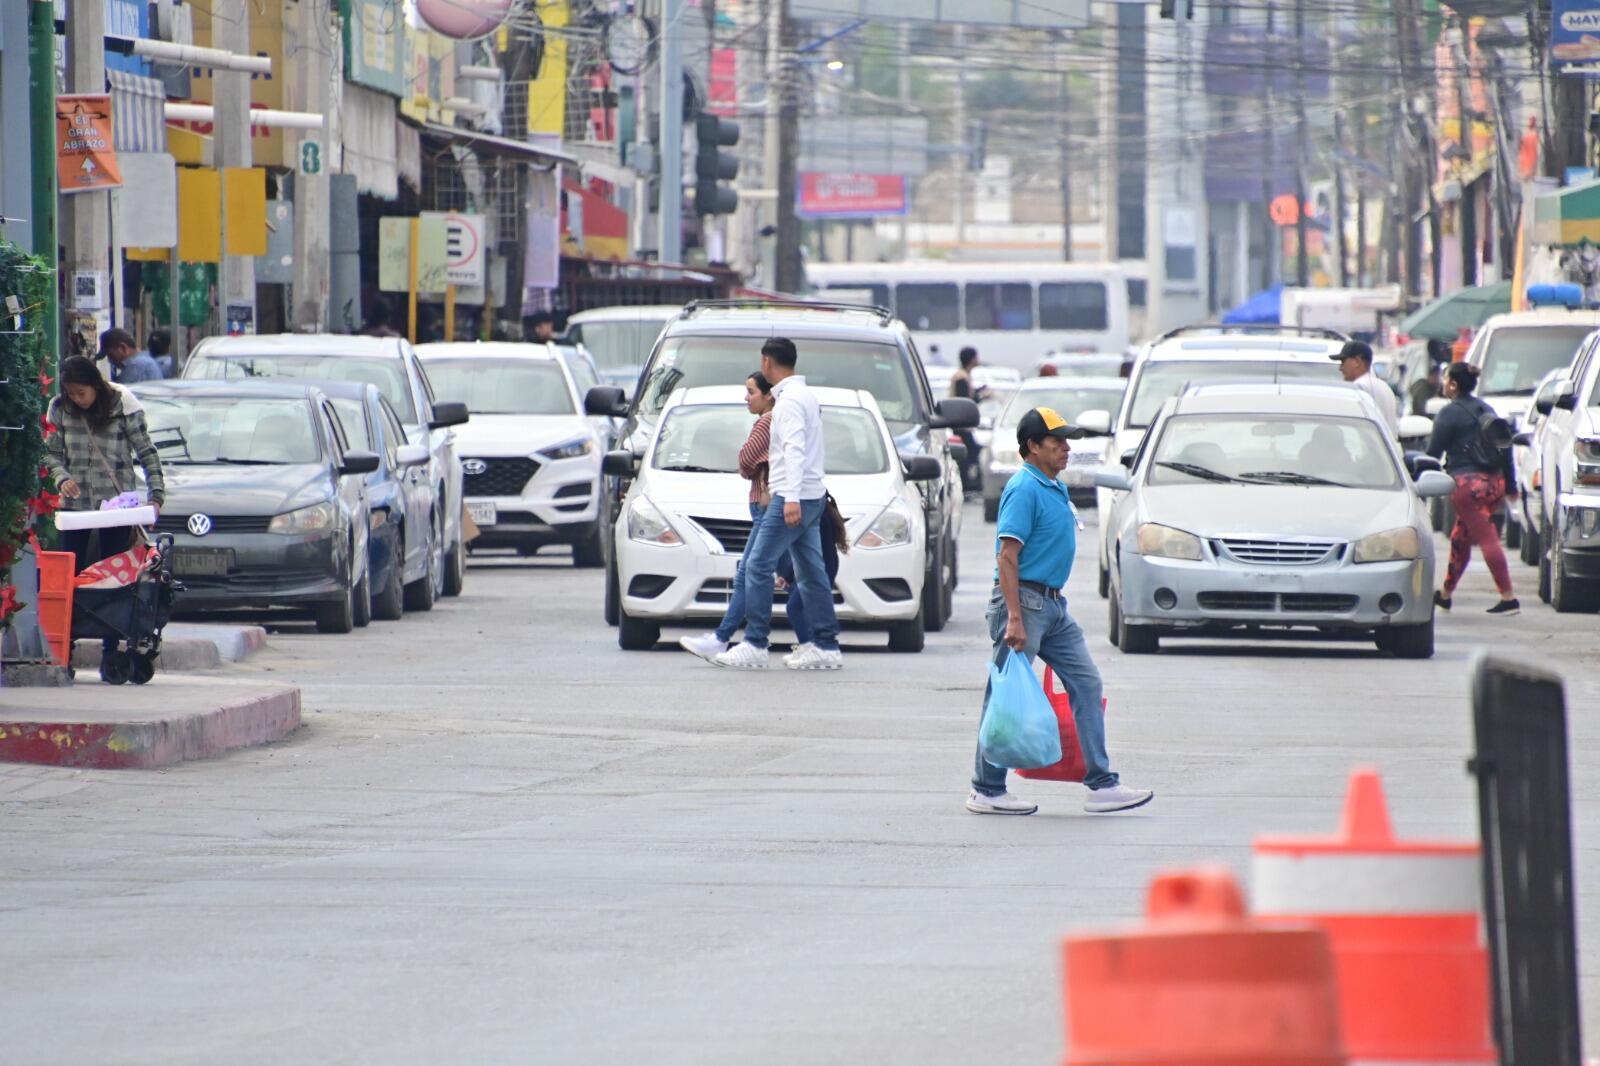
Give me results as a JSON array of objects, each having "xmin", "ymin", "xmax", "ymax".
[{"xmin": 1099, "ymin": 383, "xmax": 1456, "ymax": 658}]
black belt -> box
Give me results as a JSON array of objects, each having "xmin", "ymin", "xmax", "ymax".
[{"xmin": 1018, "ymin": 580, "xmax": 1063, "ymax": 600}]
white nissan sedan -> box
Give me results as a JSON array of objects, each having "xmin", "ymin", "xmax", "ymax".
[{"xmin": 607, "ymin": 386, "xmax": 940, "ymax": 652}]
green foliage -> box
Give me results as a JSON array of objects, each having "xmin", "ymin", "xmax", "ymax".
[{"xmin": 0, "ymin": 240, "xmax": 54, "ymax": 628}]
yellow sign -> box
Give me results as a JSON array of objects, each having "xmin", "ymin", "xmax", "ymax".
[
  {"xmin": 56, "ymin": 94, "xmax": 123, "ymax": 193},
  {"xmin": 186, "ymin": 2, "xmax": 288, "ymax": 167},
  {"xmin": 178, "ymin": 168, "xmax": 222, "ymax": 263},
  {"xmin": 527, "ymin": 0, "xmax": 568, "ymax": 137},
  {"xmin": 224, "ymin": 168, "xmax": 268, "ymax": 257}
]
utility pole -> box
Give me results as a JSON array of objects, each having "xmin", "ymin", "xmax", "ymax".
[
  {"xmin": 771, "ymin": 0, "xmax": 802, "ymax": 293},
  {"xmin": 214, "ymin": 4, "xmax": 254, "ymax": 332},
  {"xmin": 290, "ymin": 0, "xmax": 331, "ymax": 331},
  {"xmin": 953, "ymin": 24, "xmax": 967, "ymax": 248},
  {"xmin": 1333, "ymin": 111, "xmax": 1349, "ymax": 287},
  {"xmin": 658, "ymin": 0, "xmax": 684, "ymax": 265},
  {"xmin": 897, "ymin": 22, "xmax": 911, "ymax": 259},
  {"xmin": 1059, "ymin": 55, "xmax": 1073, "ymax": 262},
  {"xmin": 62, "ymin": 0, "xmax": 109, "ymax": 353},
  {"xmin": 1355, "ymin": 103, "xmax": 1368, "ymax": 286},
  {"xmin": 1293, "ymin": 0, "xmax": 1309, "ymax": 288},
  {"xmin": 1454, "ymin": 18, "xmax": 1477, "ymax": 287},
  {"xmin": 1395, "ymin": 0, "xmax": 1426, "ymax": 298},
  {"xmin": 28, "ymin": 0, "xmax": 59, "ymax": 355}
]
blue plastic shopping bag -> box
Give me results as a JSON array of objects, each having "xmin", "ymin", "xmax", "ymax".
[{"xmin": 979, "ymin": 647, "xmax": 1063, "ymax": 770}]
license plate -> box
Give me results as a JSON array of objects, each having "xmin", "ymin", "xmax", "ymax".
[
  {"xmin": 468, "ymin": 501, "xmax": 497, "ymax": 526},
  {"xmin": 1068, "ymin": 451, "xmax": 1101, "ymax": 465},
  {"xmin": 173, "ymin": 548, "xmax": 232, "ymax": 576}
]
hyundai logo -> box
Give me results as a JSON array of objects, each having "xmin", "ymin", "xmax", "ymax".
[
  {"xmin": 187, "ymin": 513, "xmax": 213, "ymax": 537},
  {"xmin": 462, "ymin": 459, "xmax": 488, "ymax": 476}
]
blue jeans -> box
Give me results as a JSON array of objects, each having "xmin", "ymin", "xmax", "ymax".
[
  {"xmin": 713, "ymin": 502, "xmax": 765, "ymax": 643},
  {"xmin": 973, "ymin": 584, "xmax": 1118, "ymax": 794},
  {"xmin": 742, "ymin": 496, "xmax": 839, "ymax": 651}
]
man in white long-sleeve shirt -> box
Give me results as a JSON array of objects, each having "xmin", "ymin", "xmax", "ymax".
[
  {"xmin": 1333, "ymin": 340, "xmax": 1400, "ymax": 439},
  {"xmin": 715, "ymin": 337, "xmax": 843, "ymax": 670}
]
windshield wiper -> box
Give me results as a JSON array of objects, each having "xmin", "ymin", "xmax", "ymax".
[
  {"xmin": 207, "ymin": 457, "xmax": 279, "ymax": 465},
  {"xmin": 1155, "ymin": 460, "xmax": 1243, "ymax": 484},
  {"xmin": 1237, "ymin": 470, "xmax": 1349, "ymax": 487},
  {"xmin": 656, "ymin": 464, "xmax": 728, "ymax": 473}
]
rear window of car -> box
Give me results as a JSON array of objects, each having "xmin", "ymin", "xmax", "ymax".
[
  {"xmin": 1124, "ymin": 358, "xmax": 1341, "ymax": 429},
  {"xmin": 636, "ymin": 335, "xmax": 924, "ymax": 430},
  {"xmin": 190, "ymin": 353, "xmax": 417, "ymax": 423},
  {"xmin": 422, "ymin": 359, "xmax": 576, "ymax": 416},
  {"xmin": 1478, "ymin": 325, "xmax": 1593, "ymax": 396}
]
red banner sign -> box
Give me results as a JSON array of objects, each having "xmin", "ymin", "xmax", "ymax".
[{"xmin": 796, "ymin": 173, "xmax": 907, "ymax": 219}]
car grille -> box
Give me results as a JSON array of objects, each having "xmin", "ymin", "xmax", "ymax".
[
  {"xmin": 177, "ymin": 567, "xmax": 330, "ymax": 592},
  {"xmin": 689, "ymin": 516, "xmax": 754, "ymax": 554},
  {"xmin": 1197, "ymin": 591, "xmax": 1358, "ymax": 613},
  {"xmin": 463, "ymin": 457, "xmax": 539, "ymax": 497},
  {"xmin": 694, "ymin": 578, "xmax": 844, "ymax": 606},
  {"xmin": 1214, "ymin": 538, "xmax": 1339, "ymax": 565},
  {"xmin": 155, "ymin": 514, "xmax": 272, "ymax": 535}
]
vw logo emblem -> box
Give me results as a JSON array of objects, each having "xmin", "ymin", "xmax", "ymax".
[
  {"xmin": 187, "ymin": 513, "xmax": 213, "ymax": 537},
  {"xmin": 462, "ymin": 459, "xmax": 488, "ymax": 476}
]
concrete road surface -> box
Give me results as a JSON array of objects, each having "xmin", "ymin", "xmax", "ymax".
[{"xmin": 2, "ymin": 507, "xmax": 1595, "ymax": 1064}]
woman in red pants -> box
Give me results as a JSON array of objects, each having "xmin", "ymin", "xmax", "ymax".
[{"xmin": 1426, "ymin": 362, "xmax": 1519, "ymax": 615}]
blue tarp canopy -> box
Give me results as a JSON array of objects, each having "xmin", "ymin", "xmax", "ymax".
[{"xmin": 1221, "ymin": 285, "xmax": 1282, "ymax": 325}]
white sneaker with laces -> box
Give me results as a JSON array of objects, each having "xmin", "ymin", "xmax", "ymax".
[
  {"xmin": 786, "ymin": 644, "xmax": 842, "ymax": 671},
  {"xmin": 713, "ymin": 642, "xmax": 769, "ymax": 669},
  {"xmin": 782, "ymin": 642, "xmax": 817, "ymax": 667},
  {"xmin": 679, "ymin": 632, "xmax": 729, "ymax": 663},
  {"xmin": 965, "ymin": 790, "xmax": 1038, "ymax": 815},
  {"xmin": 1083, "ymin": 783, "xmax": 1154, "ymax": 814}
]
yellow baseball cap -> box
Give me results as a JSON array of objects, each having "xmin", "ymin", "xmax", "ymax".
[{"xmin": 1016, "ymin": 405, "xmax": 1091, "ymax": 444}]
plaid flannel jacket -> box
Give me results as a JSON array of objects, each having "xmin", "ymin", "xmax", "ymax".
[{"xmin": 44, "ymin": 385, "xmax": 165, "ymax": 510}]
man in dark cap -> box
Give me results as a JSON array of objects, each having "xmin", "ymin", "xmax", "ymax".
[
  {"xmin": 966, "ymin": 406, "xmax": 1153, "ymax": 817},
  {"xmin": 528, "ymin": 311, "xmax": 557, "ymax": 343},
  {"xmin": 99, "ymin": 327, "xmax": 162, "ymax": 384},
  {"xmin": 1332, "ymin": 340, "xmax": 1399, "ymax": 437}
]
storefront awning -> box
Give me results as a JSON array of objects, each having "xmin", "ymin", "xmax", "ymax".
[
  {"xmin": 108, "ymin": 69, "xmax": 167, "ymax": 153},
  {"xmin": 420, "ymin": 122, "xmax": 577, "ymax": 169},
  {"xmin": 343, "ymin": 84, "xmax": 400, "ymax": 200},
  {"xmin": 1533, "ymin": 181, "xmax": 1600, "ymax": 248}
]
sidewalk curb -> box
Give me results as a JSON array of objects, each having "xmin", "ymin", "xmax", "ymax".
[
  {"xmin": 0, "ymin": 687, "xmax": 302, "ymax": 769},
  {"xmin": 70, "ymin": 625, "xmax": 269, "ymax": 672}
]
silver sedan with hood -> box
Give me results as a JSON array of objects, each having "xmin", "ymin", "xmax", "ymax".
[{"xmin": 1098, "ymin": 383, "xmax": 1456, "ymax": 658}]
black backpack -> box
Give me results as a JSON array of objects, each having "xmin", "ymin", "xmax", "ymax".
[{"xmin": 1465, "ymin": 399, "xmax": 1513, "ymax": 470}]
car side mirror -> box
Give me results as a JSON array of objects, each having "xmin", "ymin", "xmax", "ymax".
[
  {"xmin": 901, "ymin": 454, "xmax": 943, "ymax": 482},
  {"xmin": 1535, "ymin": 395, "xmax": 1557, "ymax": 417},
  {"xmin": 1076, "ymin": 408, "xmax": 1113, "ymax": 436},
  {"xmin": 1397, "ymin": 414, "xmax": 1434, "ymax": 440},
  {"xmin": 429, "ymin": 401, "xmax": 469, "ymax": 429},
  {"xmin": 601, "ymin": 449, "xmax": 638, "ymax": 478},
  {"xmin": 1404, "ymin": 451, "xmax": 1442, "ymax": 478},
  {"xmin": 930, "ymin": 396, "xmax": 980, "ymax": 430},
  {"xmin": 341, "ymin": 449, "xmax": 381, "ymax": 476},
  {"xmin": 1512, "ymin": 431, "xmax": 1535, "ymax": 448},
  {"xmin": 1414, "ymin": 470, "xmax": 1456, "ymax": 498},
  {"xmin": 586, "ymin": 385, "xmax": 630, "ymax": 418},
  {"xmin": 1555, "ymin": 389, "xmax": 1578, "ymax": 411},
  {"xmin": 1094, "ymin": 470, "xmax": 1133, "ymax": 492},
  {"xmin": 947, "ymin": 441, "xmax": 968, "ymax": 465},
  {"xmin": 396, "ymin": 443, "xmax": 428, "ymax": 467},
  {"xmin": 1119, "ymin": 447, "xmax": 1138, "ymax": 469}
]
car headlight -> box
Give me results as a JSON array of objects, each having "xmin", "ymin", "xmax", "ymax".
[
  {"xmin": 627, "ymin": 496, "xmax": 682, "ymax": 546},
  {"xmin": 540, "ymin": 436, "xmax": 594, "ymax": 461},
  {"xmin": 1135, "ymin": 523, "xmax": 1203, "ymax": 561},
  {"xmin": 857, "ymin": 499, "xmax": 913, "ymax": 549},
  {"xmin": 269, "ymin": 501, "xmax": 338, "ymax": 535},
  {"xmin": 1351, "ymin": 526, "xmax": 1420, "ymax": 563},
  {"xmin": 1576, "ymin": 438, "xmax": 1600, "ymax": 463}
]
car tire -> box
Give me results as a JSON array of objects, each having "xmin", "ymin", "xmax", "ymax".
[
  {"xmin": 1550, "ymin": 544, "xmax": 1600, "ymax": 613},
  {"xmin": 887, "ymin": 612, "xmax": 926, "ymax": 653},
  {"xmin": 1520, "ymin": 517, "xmax": 1541, "ymax": 566},
  {"xmin": 404, "ymin": 514, "xmax": 440, "ymax": 612},
  {"xmin": 1372, "ymin": 628, "xmax": 1394, "ymax": 654},
  {"xmin": 352, "ymin": 560, "xmax": 372, "ymax": 628},
  {"xmin": 922, "ymin": 538, "xmax": 949, "ymax": 633},
  {"xmin": 983, "ymin": 496, "xmax": 999, "ymax": 523},
  {"xmin": 572, "ymin": 521, "xmax": 605, "ymax": 568},
  {"xmin": 942, "ymin": 531, "xmax": 957, "ymax": 612},
  {"xmin": 604, "ymin": 553, "xmax": 621, "ymax": 627},
  {"xmin": 1389, "ymin": 617, "xmax": 1435, "ymax": 659},
  {"xmin": 1539, "ymin": 543, "xmax": 1553, "ymax": 604},
  {"xmin": 1107, "ymin": 590, "xmax": 1122, "ymax": 648},
  {"xmin": 372, "ymin": 536, "xmax": 405, "ymax": 621},
  {"xmin": 1504, "ymin": 512, "xmax": 1521, "ymax": 550},
  {"xmin": 442, "ymin": 535, "xmax": 465, "ymax": 597},
  {"xmin": 1098, "ymin": 562, "xmax": 1110, "ymax": 600},
  {"xmin": 618, "ymin": 610, "xmax": 660, "ymax": 650},
  {"xmin": 99, "ymin": 648, "xmax": 131, "ymax": 685},
  {"xmin": 315, "ymin": 582, "xmax": 356, "ymax": 634}
]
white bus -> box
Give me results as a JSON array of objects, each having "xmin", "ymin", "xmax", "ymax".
[{"xmin": 805, "ymin": 261, "xmax": 1142, "ymax": 371}]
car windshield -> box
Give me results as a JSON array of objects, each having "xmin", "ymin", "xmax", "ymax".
[
  {"xmin": 1125, "ymin": 359, "xmax": 1340, "ymax": 429},
  {"xmin": 191, "ymin": 354, "xmax": 416, "ymax": 422},
  {"xmin": 570, "ymin": 318, "xmax": 673, "ymax": 371},
  {"xmin": 422, "ymin": 360, "xmax": 575, "ymax": 415},
  {"xmin": 1147, "ymin": 414, "xmax": 1400, "ymax": 489},
  {"xmin": 328, "ymin": 397, "xmax": 372, "ymax": 451},
  {"xmin": 1478, "ymin": 326, "xmax": 1592, "ymax": 396},
  {"xmin": 144, "ymin": 397, "xmax": 322, "ymax": 465},
  {"xmin": 651, "ymin": 405, "xmax": 889, "ymax": 476},
  {"xmin": 638, "ymin": 336, "xmax": 922, "ymax": 429},
  {"xmin": 999, "ymin": 385, "xmax": 1126, "ymax": 430}
]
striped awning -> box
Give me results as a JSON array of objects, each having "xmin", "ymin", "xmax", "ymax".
[{"xmin": 108, "ymin": 69, "xmax": 167, "ymax": 154}]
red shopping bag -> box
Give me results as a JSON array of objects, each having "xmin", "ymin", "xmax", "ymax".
[{"xmin": 1014, "ymin": 667, "xmax": 1106, "ymax": 782}]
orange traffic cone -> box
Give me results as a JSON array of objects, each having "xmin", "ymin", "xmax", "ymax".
[
  {"xmin": 1063, "ymin": 867, "xmax": 1346, "ymax": 1066},
  {"xmin": 1253, "ymin": 768, "xmax": 1494, "ymax": 1063}
]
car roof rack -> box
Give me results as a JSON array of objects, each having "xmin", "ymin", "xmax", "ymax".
[
  {"xmin": 679, "ymin": 298, "xmax": 895, "ymax": 325},
  {"xmin": 1157, "ymin": 324, "xmax": 1350, "ymax": 343}
]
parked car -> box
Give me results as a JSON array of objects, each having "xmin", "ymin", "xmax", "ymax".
[
  {"xmin": 1508, "ymin": 370, "xmax": 1567, "ymax": 566},
  {"xmin": 134, "ymin": 381, "xmax": 381, "ymax": 633},
  {"xmin": 607, "ymin": 386, "xmax": 940, "ymax": 652},
  {"xmin": 1099, "ymin": 382, "xmax": 1454, "ymax": 657},
  {"xmin": 583, "ymin": 299, "xmax": 979, "ymax": 633},
  {"xmin": 1094, "ymin": 325, "xmax": 1348, "ymax": 598},
  {"xmin": 1529, "ymin": 328, "xmax": 1600, "ymax": 611},
  {"xmin": 182, "ymin": 334, "xmax": 472, "ymax": 596},
  {"xmin": 416, "ymin": 342, "xmax": 607, "ymax": 566},
  {"xmin": 1034, "ymin": 352, "xmax": 1132, "ymax": 379},
  {"xmin": 561, "ymin": 305, "xmax": 680, "ymax": 396},
  {"xmin": 316, "ymin": 381, "xmax": 441, "ymax": 617},
  {"xmin": 981, "ymin": 376, "xmax": 1128, "ymax": 521}
]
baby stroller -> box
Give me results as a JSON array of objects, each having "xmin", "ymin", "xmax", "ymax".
[{"xmin": 71, "ymin": 532, "xmax": 180, "ymax": 685}]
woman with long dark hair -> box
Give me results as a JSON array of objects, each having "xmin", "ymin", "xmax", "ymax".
[
  {"xmin": 1426, "ymin": 362, "xmax": 1518, "ymax": 615},
  {"xmin": 43, "ymin": 356, "xmax": 165, "ymax": 572}
]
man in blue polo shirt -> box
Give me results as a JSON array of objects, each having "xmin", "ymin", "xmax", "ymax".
[{"xmin": 967, "ymin": 406, "xmax": 1154, "ymax": 816}]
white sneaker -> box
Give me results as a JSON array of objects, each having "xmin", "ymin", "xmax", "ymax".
[
  {"xmin": 713, "ymin": 642, "xmax": 768, "ymax": 669},
  {"xmin": 782, "ymin": 642, "xmax": 817, "ymax": 667},
  {"xmin": 679, "ymin": 632, "xmax": 728, "ymax": 663},
  {"xmin": 965, "ymin": 790, "xmax": 1038, "ymax": 816},
  {"xmin": 786, "ymin": 644, "xmax": 842, "ymax": 671},
  {"xmin": 1083, "ymin": 783, "xmax": 1154, "ymax": 814}
]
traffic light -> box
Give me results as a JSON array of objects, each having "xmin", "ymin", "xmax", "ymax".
[{"xmin": 694, "ymin": 113, "xmax": 740, "ymax": 216}]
